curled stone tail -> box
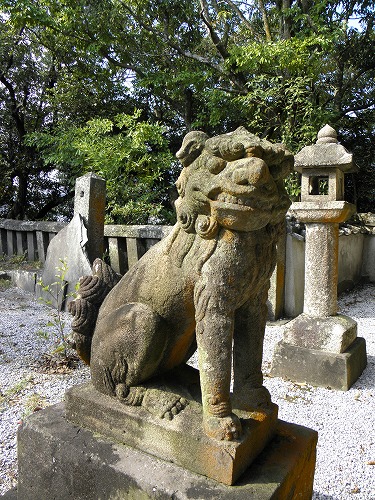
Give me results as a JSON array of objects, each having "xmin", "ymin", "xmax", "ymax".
[{"xmin": 68, "ymin": 258, "xmax": 121, "ymax": 364}]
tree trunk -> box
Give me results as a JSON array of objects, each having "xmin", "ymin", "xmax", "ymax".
[{"xmin": 281, "ymin": 0, "xmax": 292, "ymax": 39}]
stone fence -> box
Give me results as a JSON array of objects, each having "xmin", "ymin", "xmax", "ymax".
[
  {"xmin": 104, "ymin": 224, "xmax": 172, "ymax": 275},
  {"xmin": 0, "ymin": 217, "xmax": 374, "ymax": 318},
  {"xmin": 0, "ymin": 218, "xmax": 171, "ymax": 274},
  {"xmin": 0, "ymin": 219, "xmax": 65, "ymax": 264}
]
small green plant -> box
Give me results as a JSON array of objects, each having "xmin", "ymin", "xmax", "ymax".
[
  {"xmin": 0, "ymin": 376, "xmax": 34, "ymax": 410},
  {"xmin": 8, "ymin": 252, "xmax": 27, "ymax": 265},
  {"xmin": 37, "ymin": 258, "xmax": 78, "ymax": 359},
  {"xmin": 0, "ymin": 277, "xmax": 12, "ymax": 290},
  {"xmin": 0, "ymin": 253, "xmax": 41, "ymax": 271},
  {"xmin": 22, "ymin": 393, "xmax": 47, "ymax": 418}
]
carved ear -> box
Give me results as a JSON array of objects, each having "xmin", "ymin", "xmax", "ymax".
[{"xmin": 176, "ymin": 131, "xmax": 208, "ymax": 167}]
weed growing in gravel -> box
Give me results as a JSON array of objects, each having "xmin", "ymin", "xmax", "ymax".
[
  {"xmin": 0, "ymin": 253, "xmax": 41, "ymax": 271},
  {"xmin": 0, "ymin": 278, "xmax": 11, "ymax": 290},
  {"xmin": 0, "ymin": 376, "xmax": 34, "ymax": 409},
  {"xmin": 22, "ymin": 393, "xmax": 47, "ymax": 418},
  {"xmin": 37, "ymin": 258, "xmax": 79, "ymax": 361}
]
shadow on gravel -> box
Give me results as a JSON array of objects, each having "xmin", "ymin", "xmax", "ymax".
[
  {"xmin": 351, "ymin": 354, "xmax": 375, "ymax": 390},
  {"xmin": 313, "ymin": 494, "xmax": 338, "ymax": 500}
]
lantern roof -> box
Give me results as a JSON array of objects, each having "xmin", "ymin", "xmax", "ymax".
[{"xmin": 295, "ymin": 125, "xmax": 358, "ymax": 173}]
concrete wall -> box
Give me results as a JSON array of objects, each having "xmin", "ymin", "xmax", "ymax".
[
  {"xmin": 362, "ymin": 234, "xmax": 375, "ymax": 282},
  {"xmin": 284, "ymin": 232, "xmax": 374, "ymax": 318},
  {"xmin": 284, "ymin": 235, "xmax": 305, "ymax": 318},
  {"xmin": 338, "ymin": 234, "xmax": 365, "ymax": 293}
]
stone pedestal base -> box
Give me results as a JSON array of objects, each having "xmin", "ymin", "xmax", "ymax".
[
  {"xmin": 17, "ymin": 403, "xmax": 317, "ymax": 500},
  {"xmin": 271, "ymin": 337, "xmax": 367, "ymax": 390},
  {"xmin": 64, "ymin": 376, "xmax": 278, "ymax": 485}
]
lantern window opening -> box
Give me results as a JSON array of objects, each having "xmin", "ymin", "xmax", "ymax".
[{"xmin": 309, "ymin": 175, "xmax": 329, "ymax": 196}]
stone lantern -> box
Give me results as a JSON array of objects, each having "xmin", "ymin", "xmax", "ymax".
[{"xmin": 271, "ymin": 125, "xmax": 367, "ymax": 390}]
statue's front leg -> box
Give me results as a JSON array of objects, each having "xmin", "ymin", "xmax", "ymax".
[
  {"xmin": 195, "ymin": 294, "xmax": 241, "ymax": 441},
  {"xmin": 232, "ymin": 286, "xmax": 271, "ymax": 410}
]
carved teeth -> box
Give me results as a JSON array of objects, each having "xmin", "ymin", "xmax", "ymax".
[
  {"xmin": 216, "ymin": 193, "xmax": 250, "ymax": 206},
  {"xmin": 215, "ymin": 191, "xmax": 274, "ymax": 210}
]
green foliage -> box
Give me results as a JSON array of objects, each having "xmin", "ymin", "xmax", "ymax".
[
  {"xmin": 284, "ymin": 172, "xmax": 301, "ymax": 202},
  {"xmin": 28, "ymin": 111, "xmax": 176, "ymax": 223},
  {"xmin": 0, "ymin": 0, "xmax": 374, "ymax": 217},
  {"xmin": 0, "ymin": 254, "xmax": 41, "ymax": 271},
  {"xmin": 0, "ymin": 278, "xmax": 12, "ymax": 290},
  {"xmin": 227, "ymin": 35, "xmax": 333, "ymax": 147}
]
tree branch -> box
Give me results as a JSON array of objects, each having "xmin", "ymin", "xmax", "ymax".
[
  {"xmin": 199, "ymin": 0, "xmax": 230, "ymax": 60},
  {"xmin": 0, "ymin": 75, "xmax": 26, "ymax": 137},
  {"xmin": 34, "ymin": 190, "xmax": 75, "ymax": 220},
  {"xmin": 223, "ymin": 0, "xmax": 256, "ymax": 38},
  {"xmin": 258, "ymin": 0, "xmax": 272, "ymax": 41}
]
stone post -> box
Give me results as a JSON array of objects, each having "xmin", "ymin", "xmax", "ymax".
[
  {"xmin": 304, "ymin": 222, "xmax": 338, "ymax": 317},
  {"xmin": 74, "ymin": 173, "xmax": 106, "ymax": 264},
  {"xmin": 271, "ymin": 125, "xmax": 367, "ymax": 390},
  {"xmin": 37, "ymin": 173, "xmax": 106, "ymax": 310}
]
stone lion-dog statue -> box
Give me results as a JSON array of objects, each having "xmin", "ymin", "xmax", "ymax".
[{"xmin": 69, "ymin": 127, "xmax": 292, "ymax": 441}]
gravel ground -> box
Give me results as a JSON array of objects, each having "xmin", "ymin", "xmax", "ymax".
[{"xmin": 0, "ymin": 282, "xmax": 374, "ymax": 498}]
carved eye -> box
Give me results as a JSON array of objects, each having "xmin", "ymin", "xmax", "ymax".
[{"xmin": 219, "ymin": 141, "xmax": 245, "ymax": 161}]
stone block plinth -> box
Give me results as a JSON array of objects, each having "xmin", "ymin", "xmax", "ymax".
[
  {"xmin": 17, "ymin": 403, "xmax": 318, "ymax": 499},
  {"xmin": 64, "ymin": 378, "xmax": 278, "ymax": 486},
  {"xmin": 271, "ymin": 337, "xmax": 367, "ymax": 390}
]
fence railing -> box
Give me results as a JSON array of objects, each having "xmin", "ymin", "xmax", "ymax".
[
  {"xmin": 104, "ymin": 225, "xmax": 172, "ymax": 275},
  {"xmin": 0, "ymin": 219, "xmax": 172, "ymax": 275},
  {"xmin": 0, "ymin": 219, "xmax": 66, "ymax": 264},
  {"xmin": 1, "ymin": 217, "xmax": 373, "ymax": 319}
]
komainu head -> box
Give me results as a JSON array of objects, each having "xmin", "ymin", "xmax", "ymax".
[{"xmin": 175, "ymin": 127, "xmax": 293, "ymax": 238}]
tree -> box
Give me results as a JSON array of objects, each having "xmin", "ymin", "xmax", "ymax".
[
  {"xmin": 1, "ymin": 0, "xmax": 374, "ymax": 218},
  {"xmin": 0, "ymin": 16, "xmax": 55, "ymax": 219},
  {"xmin": 28, "ymin": 111, "xmax": 176, "ymax": 224},
  {"xmin": 0, "ymin": 2, "xmax": 138, "ymax": 219}
]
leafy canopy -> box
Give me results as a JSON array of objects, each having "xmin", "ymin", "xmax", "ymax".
[
  {"xmin": 0, "ymin": 0, "xmax": 374, "ymax": 218},
  {"xmin": 27, "ymin": 111, "xmax": 176, "ymax": 224}
]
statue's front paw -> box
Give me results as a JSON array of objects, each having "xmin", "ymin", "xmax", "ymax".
[
  {"xmin": 142, "ymin": 389, "xmax": 189, "ymax": 420},
  {"xmin": 203, "ymin": 413, "xmax": 242, "ymax": 441}
]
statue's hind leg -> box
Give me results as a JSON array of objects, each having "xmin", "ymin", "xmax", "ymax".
[{"xmin": 90, "ymin": 302, "xmax": 168, "ymax": 399}]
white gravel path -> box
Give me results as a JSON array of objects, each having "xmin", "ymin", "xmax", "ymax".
[
  {"xmin": 262, "ymin": 283, "xmax": 375, "ymax": 500},
  {"xmin": 0, "ymin": 283, "xmax": 374, "ymax": 498},
  {"xmin": 0, "ymin": 286, "xmax": 90, "ymax": 495}
]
